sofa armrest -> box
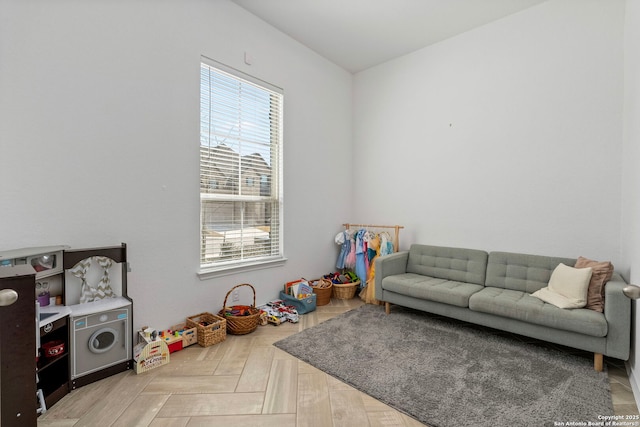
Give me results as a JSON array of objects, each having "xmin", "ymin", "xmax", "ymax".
[
  {"xmin": 374, "ymin": 251, "xmax": 409, "ymax": 301},
  {"xmin": 604, "ymin": 276, "xmax": 631, "ymax": 360}
]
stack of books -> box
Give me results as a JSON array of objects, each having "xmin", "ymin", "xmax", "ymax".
[{"xmin": 284, "ymin": 279, "xmax": 313, "ymax": 299}]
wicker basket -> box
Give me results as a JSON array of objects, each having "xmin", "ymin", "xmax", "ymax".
[
  {"xmin": 219, "ymin": 283, "xmax": 261, "ymax": 335},
  {"xmin": 310, "ymin": 278, "xmax": 333, "ymax": 306},
  {"xmin": 186, "ymin": 312, "xmax": 227, "ymax": 347},
  {"xmin": 332, "ymin": 280, "xmax": 360, "ymax": 300}
]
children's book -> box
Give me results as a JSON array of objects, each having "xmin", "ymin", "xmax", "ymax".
[
  {"xmin": 297, "ymin": 281, "xmax": 313, "ymax": 298},
  {"xmin": 284, "ymin": 279, "xmax": 303, "ymax": 295}
]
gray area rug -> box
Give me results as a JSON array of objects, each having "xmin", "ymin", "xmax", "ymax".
[{"xmin": 274, "ymin": 304, "xmax": 613, "ymax": 427}]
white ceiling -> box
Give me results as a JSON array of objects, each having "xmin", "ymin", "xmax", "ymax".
[{"xmin": 231, "ymin": 0, "xmax": 548, "ymax": 73}]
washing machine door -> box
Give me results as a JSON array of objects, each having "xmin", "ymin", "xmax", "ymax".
[{"xmin": 89, "ymin": 327, "xmax": 119, "ymax": 354}]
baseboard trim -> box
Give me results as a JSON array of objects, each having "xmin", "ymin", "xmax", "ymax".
[
  {"xmin": 70, "ymin": 360, "xmax": 132, "ymax": 390},
  {"xmin": 625, "ymin": 361, "xmax": 640, "ymax": 410}
]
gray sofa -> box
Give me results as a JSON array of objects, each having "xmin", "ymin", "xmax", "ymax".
[{"xmin": 374, "ymin": 244, "xmax": 630, "ymax": 371}]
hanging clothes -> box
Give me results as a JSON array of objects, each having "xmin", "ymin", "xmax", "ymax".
[
  {"xmin": 337, "ymin": 223, "xmax": 403, "ymax": 304},
  {"xmin": 379, "ymin": 232, "xmax": 394, "ymax": 256},
  {"xmin": 354, "ymin": 229, "xmax": 367, "ymax": 285},
  {"xmin": 335, "ymin": 231, "xmax": 350, "ymax": 269},
  {"xmin": 367, "ymin": 246, "xmax": 377, "ymax": 263},
  {"xmin": 363, "ymin": 233, "xmax": 370, "ymax": 287},
  {"xmin": 345, "ymin": 232, "xmax": 356, "ymax": 269},
  {"xmin": 367, "ymin": 234, "xmax": 381, "ymax": 282},
  {"xmin": 361, "ymin": 234, "xmax": 381, "ymax": 304}
]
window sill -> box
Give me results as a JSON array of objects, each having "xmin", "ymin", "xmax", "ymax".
[{"xmin": 197, "ymin": 257, "xmax": 287, "ymax": 280}]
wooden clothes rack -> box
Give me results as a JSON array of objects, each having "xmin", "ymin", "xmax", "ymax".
[
  {"xmin": 342, "ymin": 223, "xmax": 404, "ymax": 305},
  {"xmin": 342, "ymin": 223, "xmax": 404, "ymax": 252}
]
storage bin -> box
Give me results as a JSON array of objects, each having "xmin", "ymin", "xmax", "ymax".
[
  {"xmin": 186, "ymin": 312, "xmax": 227, "ymax": 347},
  {"xmin": 310, "ymin": 278, "xmax": 333, "ymax": 306},
  {"xmin": 332, "ymin": 280, "xmax": 360, "ymax": 299},
  {"xmin": 278, "ymin": 291, "xmax": 316, "ymax": 314}
]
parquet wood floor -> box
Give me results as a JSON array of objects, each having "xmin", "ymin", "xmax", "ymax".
[{"xmin": 37, "ymin": 298, "xmax": 638, "ymax": 427}]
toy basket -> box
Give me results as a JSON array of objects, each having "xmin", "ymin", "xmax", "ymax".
[
  {"xmin": 279, "ymin": 291, "xmax": 316, "ymax": 314},
  {"xmin": 332, "ymin": 280, "xmax": 360, "ymax": 299},
  {"xmin": 309, "ymin": 278, "xmax": 333, "ymax": 306},
  {"xmin": 186, "ymin": 312, "xmax": 227, "ymax": 347},
  {"xmin": 219, "ymin": 283, "xmax": 261, "ymax": 335}
]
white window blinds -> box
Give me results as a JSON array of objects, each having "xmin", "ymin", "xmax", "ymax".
[{"xmin": 200, "ymin": 58, "xmax": 283, "ymax": 271}]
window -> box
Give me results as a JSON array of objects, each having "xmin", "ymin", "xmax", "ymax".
[{"xmin": 199, "ymin": 58, "xmax": 284, "ymax": 274}]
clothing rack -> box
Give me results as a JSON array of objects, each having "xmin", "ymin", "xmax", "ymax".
[
  {"xmin": 342, "ymin": 223, "xmax": 404, "ymax": 252},
  {"xmin": 341, "ymin": 223, "xmax": 403, "ymax": 305}
]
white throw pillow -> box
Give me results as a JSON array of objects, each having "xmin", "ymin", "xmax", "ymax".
[{"xmin": 531, "ymin": 263, "xmax": 593, "ymax": 309}]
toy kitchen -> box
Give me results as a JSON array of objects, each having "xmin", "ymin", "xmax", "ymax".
[{"xmin": 0, "ymin": 244, "xmax": 133, "ymax": 425}]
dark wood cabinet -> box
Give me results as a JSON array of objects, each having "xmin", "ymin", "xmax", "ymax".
[
  {"xmin": 0, "ymin": 265, "xmax": 37, "ymax": 427},
  {"xmin": 38, "ymin": 316, "xmax": 70, "ymax": 409},
  {"xmin": 0, "ymin": 246, "xmax": 71, "ymax": 414}
]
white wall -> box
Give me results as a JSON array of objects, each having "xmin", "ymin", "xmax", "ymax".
[
  {"xmin": 622, "ymin": 0, "xmax": 640, "ymax": 405},
  {"xmin": 353, "ymin": 0, "xmax": 625, "ymax": 266},
  {"xmin": 0, "ymin": 0, "xmax": 353, "ymax": 330},
  {"xmin": 0, "ymin": 0, "xmax": 634, "ymax": 376}
]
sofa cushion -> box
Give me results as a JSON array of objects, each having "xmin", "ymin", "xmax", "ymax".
[
  {"xmin": 530, "ymin": 263, "xmax": 592, "ymax": 309},
  {"xmin": 469, "ymin": 287, "xmax": 607, "ymax": 337},
  {"xmin": 485, "ymin": 251, "xmax": 577, "ymax": 293},
  {"xmin": 406, "ymin": 244, "xmax": 488, "ymax": 286},
  {"xmin": 575, "ymin": 256, "xmax": 614, "ymax": 313},
  {"xmin": 381, "ymin": 273, "xmax": 484, "ymax": 308}
]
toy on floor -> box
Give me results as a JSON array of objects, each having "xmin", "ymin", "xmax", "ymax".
[{"xmin": 257, "ymin": 300, "xmax": 299, "ymax": 325}]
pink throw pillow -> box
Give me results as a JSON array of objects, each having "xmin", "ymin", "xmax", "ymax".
[{"xmin": 574, "ymin": 256, "xmax": 614, "ymax": 313}]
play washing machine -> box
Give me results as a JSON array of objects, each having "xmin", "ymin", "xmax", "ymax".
[
  {"xmin": 64, "ymin": 244, "xmax": 133, "ymax": 390},
  {"xmin": 69, "ymin": 298, "xmax": 132, "ymax": 386}
]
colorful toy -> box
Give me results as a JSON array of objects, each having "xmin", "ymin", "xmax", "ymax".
[
  {"xmin": 222, "ymin": 305, "xmax": 254, "ymax": 317},
  {"xmin": 323, "ymin": 270, "xmax": 358, "ymax": 284},
  {"xmin": 257, "ymin": 300, "xmax": 299, "ymax": 324}
]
